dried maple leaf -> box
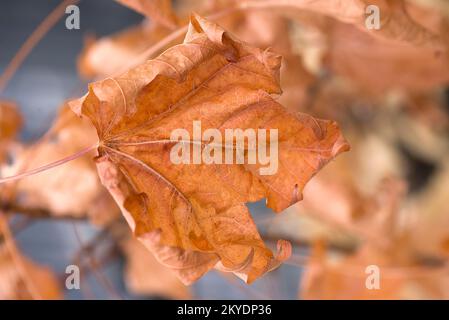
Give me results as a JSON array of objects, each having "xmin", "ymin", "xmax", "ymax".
[
  {"xmin": 1, "ymin": 105, "xmax": 120, "ymax": 225},
  {"xmin": 121, "ymin": 236, "xmax": 191, "ymax": 299},
  {"xmin": 70, "ymin": 14, "xmax": 349, "ymax": 284},
  {"xmin": 115, "ymin": 0, "xmax": 178, "ymax": 29}
]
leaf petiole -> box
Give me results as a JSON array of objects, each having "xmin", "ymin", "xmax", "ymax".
[{"xmin": 0, "ymin": 143, "xmax": 98, "ymax": 185}]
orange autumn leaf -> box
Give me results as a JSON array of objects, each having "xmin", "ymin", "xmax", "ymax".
[
  {"xmin": 115, "ymin": 0, "xmax": 178, "ymax": 29},
  {"xmin": 69, "ymin": 14, "xmax": 348, "ymax": 284}
]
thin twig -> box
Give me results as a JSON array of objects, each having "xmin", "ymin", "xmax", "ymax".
[
  {"xmin": 71, "ymin": 222, "xmax": 123, "ymax": 300},
  {"xmin": 0, "ymin": 0, "xmax": 81, "ymax": 93},
  {"xmin": 0, "ymin": 143, "xmax": 98, "ymax": 185}
]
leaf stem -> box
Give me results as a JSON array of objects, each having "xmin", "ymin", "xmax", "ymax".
[{"xmin": 0, "ymin": 143, "xmax": 98, "ymax": 185}]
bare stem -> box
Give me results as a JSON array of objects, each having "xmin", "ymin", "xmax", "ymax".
[
  {"xmin": 71, "ymin": 222, "xmax": 123, "ymax": 300},
  {"xmin": 0, "ymin": 143, "xmax": 98, "ymax": 185},
  {"xmin": 0, "ymin": 0, "xmax": 81, "ymax": 93}
]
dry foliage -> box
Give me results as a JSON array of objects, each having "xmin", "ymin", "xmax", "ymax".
[
  {"xmin": 1, "ymin": 0, "xmax": 449, "ymax": 300},
  {"xmin": 70, "ymin": 14, "xmax": 348, "ymax": 284}
]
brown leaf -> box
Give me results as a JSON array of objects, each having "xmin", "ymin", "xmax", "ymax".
[
  {"xmin": 70, "ymin": 14, "xmax": 348, "ymax": 284},
  {"xmin": 115, "ymin": 0, "xmax": 178, "ymax": 29}
]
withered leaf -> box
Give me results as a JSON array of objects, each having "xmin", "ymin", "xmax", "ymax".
[{"xmin": 70, "ymin": 14, "xmax": 348, "ymax": 284}]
